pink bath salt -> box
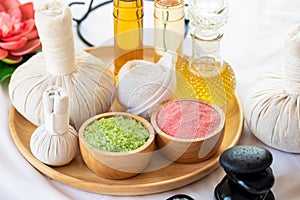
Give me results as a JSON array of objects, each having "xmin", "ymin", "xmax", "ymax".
[{"xmin": 156, "ymin": 100, "xmax": 221, "ymax": 139}]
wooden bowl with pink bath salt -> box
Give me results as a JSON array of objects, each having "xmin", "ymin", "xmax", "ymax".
[{"xmin": 151, "ymin": 99, "xmax": 225, "ymax": 164}]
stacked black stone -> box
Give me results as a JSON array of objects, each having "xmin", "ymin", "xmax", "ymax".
[{"xmin": 215, "ymin": 145, "xmax": 275, "ymax": 200}]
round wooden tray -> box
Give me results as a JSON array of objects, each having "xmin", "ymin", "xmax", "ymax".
[{"xmin": 9, "ymin": 46, "xmax": 244, "ymax": 196}]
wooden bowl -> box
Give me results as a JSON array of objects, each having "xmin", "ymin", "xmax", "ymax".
[
  {"xmin": 151, "ymin": 99, "xmax": 225, "ymax": 164},
  {"xmin": 78, "ymin": 112, "xmax": 155, "ymax": 180}
]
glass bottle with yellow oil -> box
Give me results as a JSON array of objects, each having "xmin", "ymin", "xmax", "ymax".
[
  {"xmin": 113, "ymin": 0, "xmax": 143, "ymax": 77},
  {"xmin": 154, "ymin": 0, "xmax": 184, "ymax": 61},
  {"xmin": 178, "ymin": 0, "xmax": 235, "ymax": 109}
]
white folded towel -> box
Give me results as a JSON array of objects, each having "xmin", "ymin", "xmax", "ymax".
[{"xmin": 117, "ymin": 51, "xmax": 178, "ymax": 120}]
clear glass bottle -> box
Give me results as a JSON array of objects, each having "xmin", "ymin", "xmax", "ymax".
[
  {"xmin": 178, "ymin": 0, "xmax": 236, "ymax": 109},
  {"xmin": 154, "ymin": 0, "xmax": 184, "ymax": 60},
  {"xmin": 113, "ymin": 0, "xmax": 144, "ymax": 77}
]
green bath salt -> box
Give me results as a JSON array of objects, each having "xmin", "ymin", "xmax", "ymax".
[{"xmin": 84, "ymin": 116, "xmax": 149, "ymax": 152}]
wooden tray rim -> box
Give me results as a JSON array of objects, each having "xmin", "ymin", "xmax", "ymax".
[{"xmin": 8, "ymin": 94, "xmax": 243, "ymax": 196}]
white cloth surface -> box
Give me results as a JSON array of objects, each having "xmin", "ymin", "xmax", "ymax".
[{"xmin": 1, "ymin": 0, "xmax": 300, "ymax": 199}]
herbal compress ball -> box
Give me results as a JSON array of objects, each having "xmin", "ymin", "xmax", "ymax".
[
  {"xmin": 30, "ymin": 86, "xmax": 78, "ymax": 166},
  {"xmin": 244, "ymin": 24, "xmax": 300, "ymax": 153},
  {"xmin": 9, "ymin": 1, "xmax": 115, "ymax": 130}
]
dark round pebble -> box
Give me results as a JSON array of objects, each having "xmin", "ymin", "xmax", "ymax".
[
  {"xmin": 226, "ymin": 167, "xmax": 275, "ymax": 194},
  {"xmin": 220, "ymin": 145, "xmax": 273, "ymax": 174},
  {"xmin": 214, "ymin": 176, "xmax": 275, "ymax": 200},
  {"xmin": 166, "ymin": 194, "xmax": 195, "ymax": 200}
]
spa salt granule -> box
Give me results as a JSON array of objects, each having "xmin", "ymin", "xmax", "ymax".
[
  {"xmin": 84, "ymin": 116, "xmax": 149, "ymax": 152},
  {"xmin": 156, "ymin": 100, "xmax": 221, "ymax": 139}
]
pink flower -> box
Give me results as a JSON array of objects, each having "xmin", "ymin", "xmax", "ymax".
[{"xmin": 0, "ymin": 0, "xmax": 41, "ymax": 64}]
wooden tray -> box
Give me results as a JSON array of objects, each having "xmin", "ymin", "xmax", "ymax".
[{"xmin": 9, "ymin": 46, "xmax": 244, "ymax": 196}]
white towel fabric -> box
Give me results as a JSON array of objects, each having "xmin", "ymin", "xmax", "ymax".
[
  {"xmin": 8, "ymin": 0, "xmax": 115, "ymax": 130},
  {"xmin": 244, "ymin": 24, "xmax": 300, "ymax": 153},
  {"xmin": 117, "ymin": 51, "xmax": 177, "ymax": 120},
  {"xmin": 30, "ymin": 86, "xmax": 78, "ymax": 166}
]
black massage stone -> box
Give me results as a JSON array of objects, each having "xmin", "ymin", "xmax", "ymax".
[
  {"xmin": 215, "ymin": 176, "xmax": 275, "ymax": 200},
  {"xmin": 220, "ymin": 145, "xmax": 273, "ymax": 174},
  {"xmin": 215, "ymin": 145, "xmax": 275, "ymax": 200},
  {"xmin": 225, "ymin": 167, "xmax": 275, "ymax": 194}
]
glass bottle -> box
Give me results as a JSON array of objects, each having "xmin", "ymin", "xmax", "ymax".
[
  {"xmin": 154, "ymin": 0, "xmax": 184, "ymax": 60},
  {"xmin": 113, "ymin": 0, "xmax": 144, "ymax": 78},
  {"xmin": 178, "ymin": 0, "xmax": 236, "ymax": 109}
]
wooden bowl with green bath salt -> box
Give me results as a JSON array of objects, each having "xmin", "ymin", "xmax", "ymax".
[
  {"xmin": 151, "ymin": 99, "xmax": 225, "ymax": 164},
  {"xmin": 79, "ymin": 112, "xmax": 155, "ymax": 180}
]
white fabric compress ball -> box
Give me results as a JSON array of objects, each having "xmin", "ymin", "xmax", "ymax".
[
  {"xmin": 244, "ymin": 24, "xmax": 300, "ymax": 153},
  {"xmin": 117, "ymin": 52, "xmax": 177, "ymax": 120},
  {"xmin": 30, "ymin": 86, "xmax": 78, "ymax": 166},
  {"xmin": 9, "ymin": 1, "xmax": 115, "ymax": 130}
]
